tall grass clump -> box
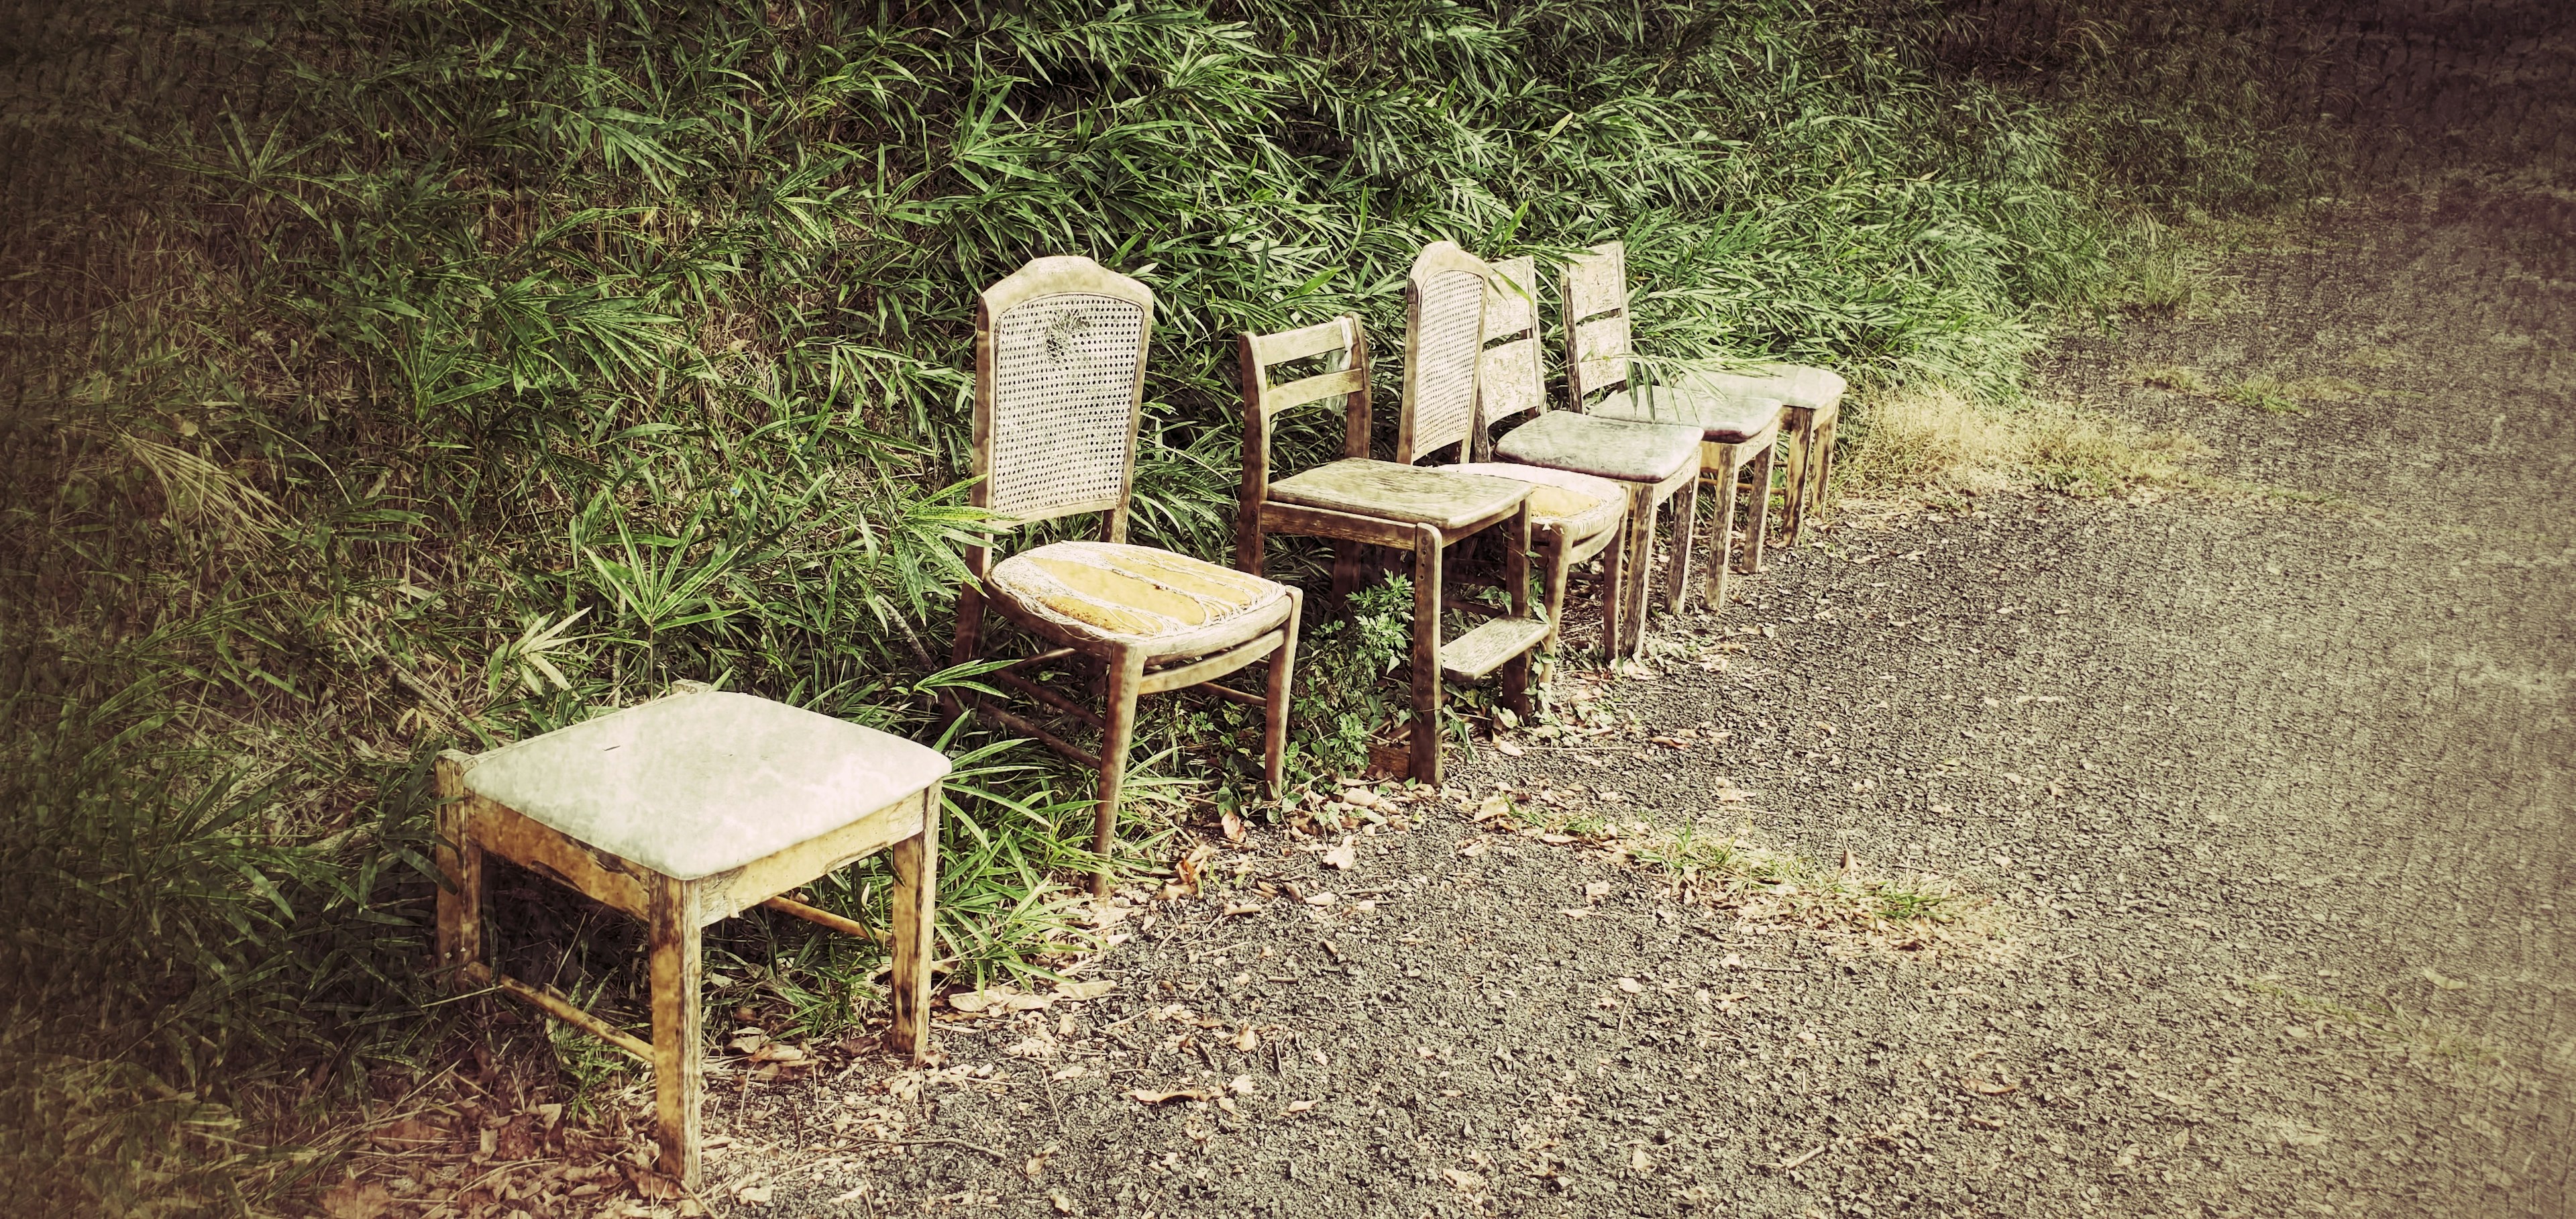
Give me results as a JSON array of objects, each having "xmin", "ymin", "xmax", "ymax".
[{"xmin": 0, "ymin": 0, "xmax": 2329, "ymax": 1208}]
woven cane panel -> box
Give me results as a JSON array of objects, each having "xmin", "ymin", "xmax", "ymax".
[
  {"xmin": 1407, "ymin": 268, "xmax": 1485, "ymax": 458},
  {"xmin": 1485, "ymin": 256, "xmax": 1538, "ymax": 336},
  {"xmin": 986, "ymin": 293, "xmax": 1147, "ymax": 521}
]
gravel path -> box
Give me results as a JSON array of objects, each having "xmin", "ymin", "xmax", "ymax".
[{"xmin": 709, "ymin": 193, "xmax": 2572, "ymax": 1219}]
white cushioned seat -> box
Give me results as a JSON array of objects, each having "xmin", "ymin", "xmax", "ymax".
[
  {"xmin": 986, "ymin": 540, "xmax": 1294, "ymax": 658},
  {"xmin": 1674, "ymin": 362, "xmax": 1847, "ymax": 412},
  {"xmin": 462, "ymin": 691, "xmax": 953, "ymax": 880},
  {"xmin": 1490, "ymin": 411, "xmax": 1701, "ymax": 482},
  {"xmin": 1591, "ymin": 384, "xmax": 1785, "ymax": 443},
  {"xmin": 1436, "ymin": 462, "xmax": 1627, "ymax": 540},
  {"xmin": 1266, "ymin": 459, "xmax": 1531, "ymax": 531}
]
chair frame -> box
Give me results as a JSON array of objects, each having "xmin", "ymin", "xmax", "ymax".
[
  {"xmin": 1236, "ymin": 247, "xmax": 1539, "ymax": 784},
  {"xmin": 946, "ymin": 256, "xmax": 1299, "ymax": 897},
  {"xmin": 433, "ymin": 683, "xmax": 937, "ymax": 1190},
  {"xmin": 1562, "ymin": 242, "xmax": 1782, "ymax": 611},
  {"xmin": 1464, "ymin": 253, "xmax": 1699, "ymax": 661},
  {"xmin": 1778, "ymin": 394, "xmax": 1839, "ymax": 547}
]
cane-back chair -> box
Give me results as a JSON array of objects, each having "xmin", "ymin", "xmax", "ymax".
[
  {"xmin": 435, "ymin": 682, "xmax": 949, "ymax": 1189},
  {"xmin": 947, "ymin": 256, "xmax": 1301, "ymax": 896},
  {"xmin": 1235, "ymin": 242, "xmax": 1546, "ymax": 784},
  {"xmin": 1570, "ymin": 242, "xmax": 1788, "ymax": 608},
  {"xmin": 1671, "ymin": 362, "xmax": 1848, "ymax": 546},
  {"xmin": 1466, "ymin": 255, "xmax": 1706, "ymax": 660}
]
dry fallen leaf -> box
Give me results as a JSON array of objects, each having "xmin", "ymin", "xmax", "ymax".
[
  {"xmin": 1456, "ymin": 839, "xmax": 1489, "ymax": 857},
  {"xmin": 1442, "ymin": 1167, "xmax": 1489, "ymax": 1191},
  {"xmin": 1229, "ymin": 1074, "xmax": 1257, "ymax": 1095},
  {"xmin": 1235, "ymin": 1026, "xmax": 1258, "ymax": 1051},
  {"xmin": 1496, "ymin": 740, "xmax": 1525, "ymax": 757},
  {"xmin": 1962, "ymin": 1077, "xmax": 2020, "ymax": 1096},
  {"xmin": 1303, "ymin": 891, "xmax": 1340, "ymax": 906},
  {"xmin": 1131, "ymin": 1087, "xmax": 1215, "ymax": 1104},
  {"xmin": 1584, "ymin": 880, "xmax": 1612, "ymax": 900},
  {"xmin": 1283, "ymin": 1100, "xmax": 1318, "ymax": 1114},
  {"xmin": 1322, "ymin": 839, "xmax": 1358, "ymax": 871},
  {"xmin": 737, "ymin": 1185, "xmax": 773, "ymax": 1205},
  {"xmin": 1616, "ymin": 977, "xmax": 1643, "ymax": 994},
  {"xmin": 1220, "ymin": 900, "xmax": 1264, "ymax": 916},
  {"xmin": 1631, "ymin": 1147, "xmax": 1653, "ymax": 1171},
  {"xmin": 1053, "ymin": 979, "xmax": 1115, "ymax": 1002},
  {"xmin": 1558, "ymin": 908, "xmax": 1592, "ymax": 918},
  {"xmin": 319, "ymin": 1181, "xmax": 391, "ymax": 1219},
  {"xmin": 1220, "ymin": 808, "xmax": 1246, "ymax": 843},
  {"xmin": 1474, "ymin": 796, "xmax": 1510, "ymax": 820}
]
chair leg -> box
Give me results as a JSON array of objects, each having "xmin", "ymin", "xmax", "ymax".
[
  {"xmin": 1812, "ymin": 415, "xmax": 1837, "ymax": 526},
  {"xmin": 1600, "ymin": 498, "xmax": 1630, "ymax": 660},
  {"xmin": 647, "ymin": 876, "xmax": 704, "ymax": 1189},
  {"xmin": 887, "ymin": 786, "xmax": 940, "ymax": 1064},
  {"xmin": 1703, "ymin": 443, "xmax": 1741, "ymax": 608},
  {"xmin": 1409, "ymin": 525, "xmax": 1444, "ymax": 784},
  {"xmin": 1780, "ymin": 409, "xmax": 1814, "ymax": 548},
  {"xmin": 1622, "ymin": 491, "xmax": 1655, "ymax": 659},
  {"xmin": 1261, "ymin": 591, "xmax": 1302, "ymax": 800},
  {"xmin": 1089, "ymin": 647, "xmax": 1147, "ymax": 898},
  {"xmin": 1739, "ymin": 439, "xmax": 1778, "ymax": 575},
  {"xmin": 942, "ymin": 582, "xmax": 987, "ymax": 731},
  {"xmin": 1664, "ymin": 474, "xmax": 1699, "ymax": 616},
  {"xmin": 1501, "ymin": 501, "xmax": 1533, "ymax": 718},
  {"xmin": 1539, "ymin": 529, "xmax": 1573, "ymax": 657},
  {"xmin": 432, "ymin": 752, "xmax": 487, "ymax": 987},
  {"xmin": 1328, "ymin": 540, "xmax": 1364, "ymax": 608}
]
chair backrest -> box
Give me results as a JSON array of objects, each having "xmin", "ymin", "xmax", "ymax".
[
  {"xmin": 1560, "ymin": 242, "xmax": 1631, "ymax": 407},
  {"xmin": 1394, "ymin": 241, "xmax": 1491, "ymax": 465},
  {"xmin": 1469, "ymin": 255, "xmax": 1544, "ymax": 460},
  {"xmin": 972, "ymin": 255, "xmax": 1155, "ymax": 541},
  {"xmin": 1238, "ymin": 314, "xmax": 1371, "ymax": 507}
]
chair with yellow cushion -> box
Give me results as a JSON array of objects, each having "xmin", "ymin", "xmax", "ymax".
[{"xmin": 947, "ymin": 256, "xmax": 1301, "ymax": 896}]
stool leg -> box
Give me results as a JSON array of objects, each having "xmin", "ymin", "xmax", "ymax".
[
  {"xmin": 1739, "ymin": 439, "xmax": 1778, "ymax": 575},
  {"xmin": 1409, "ymin": 525, "xmax": 1444, "ymax": 784},
  {"xmin": 888, "ymin": 786, "xmax": 941, "ymax": 1064},
  {"xmin": 1261, "ymin": 591, "xmax": 1302, "ymax": 800},
  {"xmin": 1090, "ymin": 647, "xmax": 1147, "ymax": 898},
  {"xmin": 647, "ymin": 876, "xmax": 704, "ymax": 1189},
  {"xmin": 432, "ymin": 751, "xmax": 487, "ymax": 987}
]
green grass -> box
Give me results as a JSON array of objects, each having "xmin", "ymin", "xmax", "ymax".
[{"xmin": 0, "ymin": 0, "xmax": 2347, "ymax": 1209}]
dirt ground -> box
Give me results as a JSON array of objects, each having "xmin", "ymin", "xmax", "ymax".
[{"xmin": 664, "ymin": 189, "xmax": 2571, "ymax": 1219}]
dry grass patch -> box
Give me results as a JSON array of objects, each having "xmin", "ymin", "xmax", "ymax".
[{"xmin": 1835, "ymin": 384, "xmax": 2207, "ymax": 504}]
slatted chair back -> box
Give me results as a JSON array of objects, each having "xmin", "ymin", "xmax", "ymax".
[
  {"xmin": 1470, "ymin": 255, "xmax": 1545, "ymax": 461},
  {"xmin": 1560, "ymin": 242, "xmax": 1632, "ymax": 407},
  {"xmin": 973, "ymin": 256, "xmax": 1156, "ymax": 543},
  {"xmin": 1395, "ymin": 241, "xmax": 1493, "ymax": 465}
]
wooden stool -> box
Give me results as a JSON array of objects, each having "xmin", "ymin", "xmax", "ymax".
[{"xmin": 433, "ymin": 683, "xmax": 950, "ymax": 1189}]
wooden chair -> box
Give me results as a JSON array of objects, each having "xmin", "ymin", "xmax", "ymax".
[
  {"xmin": 1570, "ymin": 242, "xmax": 1788, "ymax": 608},
  {"xmin": 1672, "ymin": 362, "xmax": 1848, "ymax": 546},
  {"xmin": 434, "ymin": 682, "xmax": 949, "ymax": 1189},
  {"xmin": 1464, "ymin": 254, "xmax": 1706, "ymax": 661},
  {"xmin": 1235, "ymin": 242, "xmax": 1547, "ymax": 784},
  {"xmin": 946, "ymin": 256, "xmax": 1301, "ymax": 898}
]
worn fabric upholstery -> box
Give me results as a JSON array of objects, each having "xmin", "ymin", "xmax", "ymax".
[
  {"xmin": 1674, "ymin": 362, "xmax": 1847, "ymax": 413},
  {"xmin": 1591, "ymin": 384, "xmax": 1786, "ymax": 443},
  {"xmin": 987, "ymin": 540, "xmax": 1291, "ymax": 656},
  {"xmin": 462, "ymin": 691, "xmax": 953, "ymax": 880},
  {"xmin": 1436, "ymin": 462, "xmax": 1627, "ymax": 539},
  {"xmin": 1491, "ymin": 410, "xmax": 1702, "ymax": 482},
  {"xmin": 1267, "ymin": 459, "xmax": 1530, "ymax": 530}
]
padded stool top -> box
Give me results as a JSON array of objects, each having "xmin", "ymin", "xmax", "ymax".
[{"xmin": 460, "ymin": 690, "xmax": 951, "ymax": 880}]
